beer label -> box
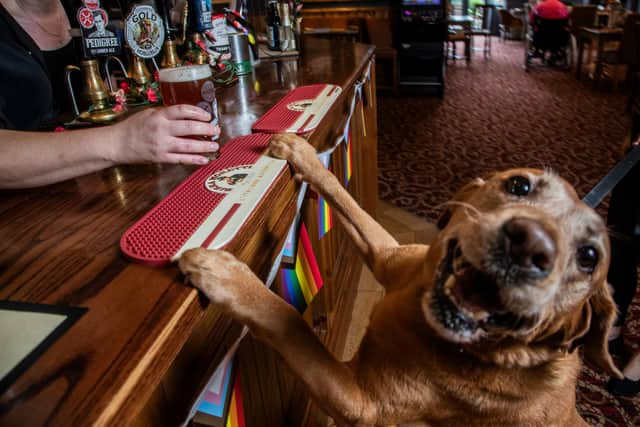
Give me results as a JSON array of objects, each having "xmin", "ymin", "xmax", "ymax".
[
  {"xmin": 204, "ymin": 165, "xmax": 252, "ymax": 194},
  {"xmin": 77, "ymin": 1, "xmax": 121, "ymax": 57},
  {"xmin": 83, "ymin": 0, "xmax": 99, "ymax": 11},
  {"xmin": 210, "ymin": 15, "xmax": 230, "ymax": 52},
  {"xmin": 196, "ymin": 98, "xmax": 220, "ymax": 141},
  {"xmin": 125, "ymin": 5, "xmax": 165, "ymax": 59},
  {"xmin": 201, "ymin": 80, "xmax": 215, "ymax": 102}
]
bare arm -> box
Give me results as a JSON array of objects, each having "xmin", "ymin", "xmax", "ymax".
[{"xmin": 0, "ymin": 105, "xmax": 220, "ymax": 189}]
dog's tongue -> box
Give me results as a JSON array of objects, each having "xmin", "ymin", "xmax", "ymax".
[{"xmin": 453, "ymin": 267, "xmax": 503, "ymax": 315}]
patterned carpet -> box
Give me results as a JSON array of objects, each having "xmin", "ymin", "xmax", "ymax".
[{"xmin": 377, "ymin": 38, "xmax": 639, "ymax": 426}]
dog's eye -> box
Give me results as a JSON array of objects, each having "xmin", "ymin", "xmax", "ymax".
[
  {"xmin": 577, "ymin": 246, "xmax": 598, "ymax": 273},
  {"xmin": 504, "ymin": 176, "xmax": 531, "ymax": 196}
]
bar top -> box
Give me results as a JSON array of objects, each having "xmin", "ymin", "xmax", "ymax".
[{"xmin": 0, "ymin": 38, "xmax": 374, "ymax": 426}]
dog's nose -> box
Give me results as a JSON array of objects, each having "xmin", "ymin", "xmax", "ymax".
[{"xmin": 502, "ymin": 218, "xmax": 556, "ymax": 273}]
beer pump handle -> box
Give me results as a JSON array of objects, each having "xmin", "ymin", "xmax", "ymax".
[
  {"xmin": 158, "ymin": 0, "xmax": 174, "ymax": 37},
  {"xmin": 65, "ymin": 65, "xmax": 82, "ymax": 116},
  {"xmin": 151, "ymin": 57, "xmax": 161, "ymax": 74},
  {"xmin": 104, "ymin": 56, "xmax": 128, "ymax": 92}
]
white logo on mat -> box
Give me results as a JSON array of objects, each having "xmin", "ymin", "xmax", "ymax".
[
  {"xmin": 205, "ymin": 165, "xmax": 253, "ymax": 194},
  {"xmin": 286, "ymin": 99, "xmax": 313, "ymax": 112}
]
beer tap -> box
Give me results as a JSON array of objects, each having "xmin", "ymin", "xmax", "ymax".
[
  {"xmin": 128, "ymin": 54, "xmax": 153, "ymax": 85},
  {"xmin": 183, "ymin": 0, "xmax": 215, "ymax": 65},
  {"xmin": 65, "ymin": 0, "xmax": 126, "ymax": 123},
  {"xmin": 159, "ymin": 0, "xmax": 182, "ymax": 68},
  {"xmin": 66, "ymin": 59, "xmax": 122, "ymax": 123}
]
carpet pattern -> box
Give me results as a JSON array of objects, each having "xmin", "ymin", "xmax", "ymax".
[{"xmin": 377, "ymin": 39, "xmax": 639, "ymax": 426}]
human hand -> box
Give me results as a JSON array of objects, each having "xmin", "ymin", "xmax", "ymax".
[{"xmin": 109, "ymin": 105, "xmax": 221, "ymax": 165}]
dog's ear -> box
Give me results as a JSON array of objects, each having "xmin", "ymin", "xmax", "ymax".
[
  {"xmin": 555, "ymin": 302, "xmax": 591, "ymax": 354},
  {"xmin": 437, "ymin": 177, "xmax": 485, "ymax": 230},
  {"xmin": 581, "ymin": 282, "xmax": 623, "ymax": 378},
  {"xmin": 553, "ymin": 284, "xmax": 623, "ymax": 379}
]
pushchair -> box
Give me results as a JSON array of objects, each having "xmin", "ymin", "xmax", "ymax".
[{"xmin": 524, "ymin": 15, "xmax": 571, "ymax": 71}]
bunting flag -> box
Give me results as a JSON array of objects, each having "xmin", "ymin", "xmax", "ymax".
[
  {"xmin": 317, "ymin": 194, "xmax": 333, "ymax": 238},
  {"xmin": 344, "ymin": 128, "xmax": 353, "ymax": 186},
  {"xmin": 225, "ymin": 368, "xmax": 246, "ymax": 427},
  {"xmin": 280, "ymin": 223, "xmax": 324, "ymax": 312},
  {"xmin": 196, "ymin": 356, "xmax": 235, "ymax": 418},
  {"xmin": 316, "ymin": 151, "xmax": 333, "ymax": 239}
]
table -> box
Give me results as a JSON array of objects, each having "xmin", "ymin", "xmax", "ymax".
[
  {"xmin": 575, "ymin": 26, "xmax": 623, "ymax": 88},
  {"xmin": 0, "ymin": 38, "xmax": 378, "ymax": 426},
  {"xmin": 448, "ymin": 15, "xmax": 474, "ymax": 62}
]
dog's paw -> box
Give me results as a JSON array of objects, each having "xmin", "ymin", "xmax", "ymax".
[
  {"xmin": 179, "ymin": 248, "xmax": 254, "ymax": 307},
  {"xmin": 267, "ymin": 134, "xmax": 323, "ymax": 181}
]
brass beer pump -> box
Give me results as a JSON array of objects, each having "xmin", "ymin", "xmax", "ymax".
[
  {"xmin": 190, "ymin": 33, "xmax": 209, "ymax": 65},
  {"xmin": 160, "ymin": 0, "xmax": 188, "ymax": 68},
  {"xmin": 160, "ymin": 38, "xmax": 181, "ymax": 68},
  {"xmin": 104, "ymin": 52, "xmax": 153, "ymax": 89},
  {"xmin": 128, "ymin": 53, "xmax": 152, "ymax": 85},
  {"xmin": 65, "ymin": 59, "xmax": 122, "ymax": 124}
]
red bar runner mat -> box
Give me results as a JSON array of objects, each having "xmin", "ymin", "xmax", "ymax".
[
  {"xmin": 120, "ymin": 133, "xmax": 287, "ymax": 267},
  {"xmin": 251, "ymin": 84, "xmax": 342, "ymax": 134}
]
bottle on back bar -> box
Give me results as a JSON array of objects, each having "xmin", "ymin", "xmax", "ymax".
[
  {"xmin": 266, "ymin": 1, "xmax": 281, "ymax": 51},
  {"xmin": 189, "ymin": 0, "xmax": 213, "ymax": 32}
]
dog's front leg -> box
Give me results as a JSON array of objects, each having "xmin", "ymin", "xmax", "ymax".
[
  {"xmin": 268, "ymin": 134, "xmax": 429, "ymax": 290},
  {"xmin": 179, "ymin": 248, "xmax": 377, "ymax": 426}
]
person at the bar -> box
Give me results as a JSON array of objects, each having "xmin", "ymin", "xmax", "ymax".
[{"xmin": 0, "ymin": 0, "xmax": 219, "ymax": 189}]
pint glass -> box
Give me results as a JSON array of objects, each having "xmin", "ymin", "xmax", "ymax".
[{"xmin": 158, "ymin": 65, "xmax": 220, "ymax": 145}]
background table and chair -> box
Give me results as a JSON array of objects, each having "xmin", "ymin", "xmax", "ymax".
[
  {"xmin": 518, "ymin": 2, "xmax": 639, "ymax": 90},
  {"xmin": 446, "ymin": 3, "xmax": 496, "ymax": 63},
  {"xmin": 446, "ymin": 1, "xmax": 527, "ymax": 63},
  {"xmin": 574, "ymin": 10, "xmax": 639, "ymax": 89}
]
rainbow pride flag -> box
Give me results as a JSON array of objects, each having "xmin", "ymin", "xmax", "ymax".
[
  {"xmin": 196, "ymin": 357, "xmax": 234, "ymax": 417},
  {"xmin": 225, "ymin": 368, "xmax": 246, "ymax": 427},
  {"xmin": 280, "ymin": 223, "xmax": 324, "ymax": 312},
  {"xmin": 318, "ymin": 195, "xmax": 333, "ymax": 239},
  {"xmin": 344, "ymin": 130, "xmax": 353, "ymax": 185}
]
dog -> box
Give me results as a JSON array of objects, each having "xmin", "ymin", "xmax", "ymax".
[{"xmin": 179, "ymin": 133, "xmax": 623, "ymax": 426}]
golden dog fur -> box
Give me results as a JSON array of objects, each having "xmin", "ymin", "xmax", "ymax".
[{"xmin": 179, "ymin": 134, "xmax": 623, "ymax": 426}]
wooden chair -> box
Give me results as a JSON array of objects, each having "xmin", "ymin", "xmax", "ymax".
[
  {"xmin": 447, "ymin": 26, "xmax": 470, "ymax": 63},
  {"xmin": 599, "ymin": 13, "xmax": 640, "ymax": 90},
  {"xmin": 498, "ymin": 8, "xmax": 524, "ymax": 41},
  {"xmin": 569, "ymin": 5, "xmax": 598, "ymax": 66},
  {"xmin": 472, "ymin": 4, "xmax": 493, "ymax": 58}
]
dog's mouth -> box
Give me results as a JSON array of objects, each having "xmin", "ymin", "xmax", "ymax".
[{"xmin": 430, "ymin": 240, "xmax": 530, "ymax": 342}]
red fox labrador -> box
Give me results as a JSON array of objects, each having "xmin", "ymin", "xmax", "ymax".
[{"xmin": 179, "ymin": 134, "xmax": 623, "ymax": 426}]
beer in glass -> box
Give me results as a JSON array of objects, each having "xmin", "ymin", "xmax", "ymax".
[{"xmin": 158, "ymin": 65, "xmax": 220, "ymax": 150}]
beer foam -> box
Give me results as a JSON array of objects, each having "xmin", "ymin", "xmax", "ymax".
[{"xmin": 159, "ymin": 64, "xmax": 212, "ymax": 83}]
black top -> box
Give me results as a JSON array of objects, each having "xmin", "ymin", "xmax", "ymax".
[{"xmin": 0, "ymin": 4, "xmax": 77, "ymax": 131}]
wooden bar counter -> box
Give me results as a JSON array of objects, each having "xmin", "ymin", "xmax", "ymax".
[{"xmin": 0, "ymin": 38, "xmax": 377, "ymax": 427}]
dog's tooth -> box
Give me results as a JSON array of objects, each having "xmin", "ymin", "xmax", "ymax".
[{"xmin": 443, "ymin": 276, "xmax": 456, "ymax": 300}]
